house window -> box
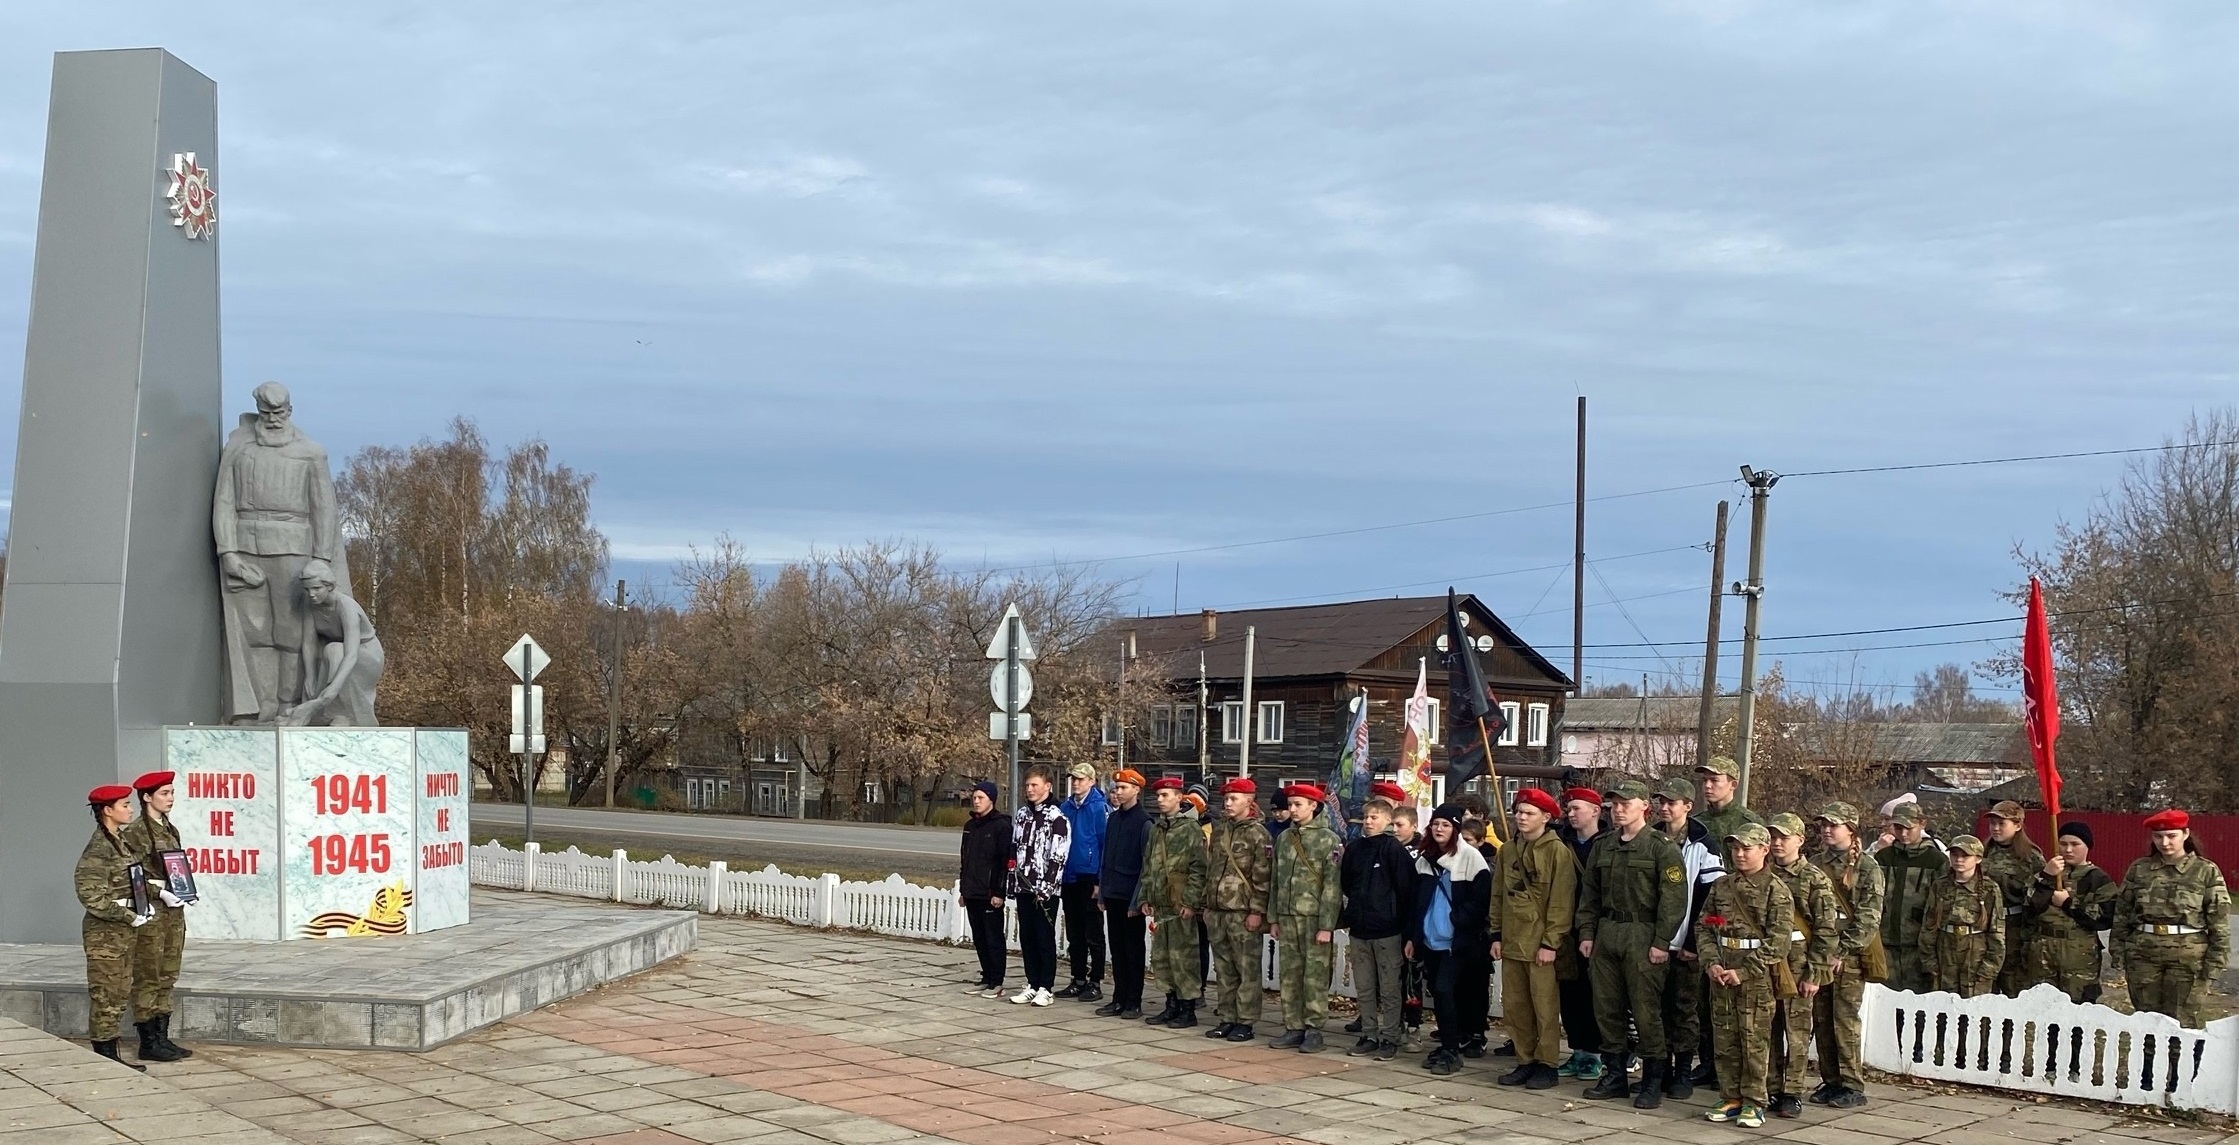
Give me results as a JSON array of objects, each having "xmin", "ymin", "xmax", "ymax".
[
  {"xmin": 1426, "ymin": 698, "xmax": 1442, "ymax": 745},
  {"xmin": 1221, "ymin": 701, "xmax": 1247, "ymax": 744},
  {"xmin": 686, "ymin": 778, "xmax": 702, "ymax": 809},
  {"xmin": 717, "ymin": 779, "xmax": 732, "ymax": 808},
  {"xmin": 1497, "ymin": 702, "xmax": 1521, "ymax": 746},
  {"xmin": 1526, "ymin": 703, "xmax": 1550, "ymax": 748},
  {"xmin": 862, "ymin": 782, "xmax": 883, "ymax": 804},
  {"xmin": 756, "ymin": 782, "xmax": 773, "ymax": 814},
  {"xmin": 1150, "ymin": 705, "xmax": 1173, "ymax": 747},
  {"xmin": 773, "ymin": 740, "xmax": 789, "ymax": 763},
  {"xmin": 1257, "ymin": 702, "xmax": 1285, "ymax": 744},
  {"xmin": 1101, "ymin": 714, "xmax": 1121, "ymax": 746},
  {"xmin": 1176, "ymin": 705, "xmax": 1197, "ymax": 748}
]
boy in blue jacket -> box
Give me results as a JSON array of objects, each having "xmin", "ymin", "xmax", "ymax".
[{"xmin": 1058, "ymin": 763, "xmax": 1112, "ymax": 1001}]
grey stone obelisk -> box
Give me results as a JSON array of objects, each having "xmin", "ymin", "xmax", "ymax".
[{"xmin": 0, "ymin": 49, "xmax": 225, "ymax": 943}]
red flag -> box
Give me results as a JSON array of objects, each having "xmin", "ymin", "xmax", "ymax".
[{"xmin": 2022, "ymin": 577, "xmax": 2062, "ymax": 839}]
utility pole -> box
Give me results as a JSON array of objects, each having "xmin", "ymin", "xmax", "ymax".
[
  {"xmin": 1197, "ymin": 653, "xmax": 1210, "ymax": 773},
  {"xmin": 1238, "ymin": 626, "xmax": 1257, "ymax": 778},
  {"xmin": 1695, "ymin": 503, "xmax": 1728, "ymax": 771},
  {"xmin": 1573, "ymin": 396, "xmax": 1586, "ymax": 690},
  {"xmin": 604, "ymin": 579, "xmax": 625, "ymax": 808},
  {"xmin": 1116, "ymin": 635, "xmax": 1132, "ymax": 771},
  {"xmin": 1732, "ymin": 468, "xmax": 1779, "ymax": 804}
]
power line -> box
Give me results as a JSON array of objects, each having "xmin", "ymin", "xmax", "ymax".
[
  {"xmin": 1579, "ymin": 587, "xmax": 2239, "ymax": 650},
  {"xmin": 1213, "ymin": 544, "xmax": 1707, "ymax": 610},
  {"xmin": 1783, "ymin": 438, "xmax": 2239, "ymax": 480}
]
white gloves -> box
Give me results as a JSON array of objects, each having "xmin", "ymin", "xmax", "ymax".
[
  {"xmin": 129, "ymin": 912, "xmax": 153, "ymax": 928},
  {"xmin": 158, "ymin": 889, "xmax": 186, "ymax": 908}
]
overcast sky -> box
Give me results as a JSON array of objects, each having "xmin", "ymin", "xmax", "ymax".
[{"xmin": 2, "ymin": 3, "xmax": 2233, "ymax": 702}]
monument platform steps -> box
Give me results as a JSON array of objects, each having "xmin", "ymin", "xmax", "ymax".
[
  {"xmin": 0, "ymin": 890, "xmax": 693, "ymax": 1052},
  {"xmin": 0, "ymin": 1014, "xmax": 309, "ymax": 1144}
]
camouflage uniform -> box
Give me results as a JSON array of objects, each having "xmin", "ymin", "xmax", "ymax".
[
  {"xmin": 2114, "ymin": 851, "xmax": 2232, "ymax": 1028},
  {"xmin": 1810, "ymin": 824, "xmax": 1885, "ymax": 1096},
  {"xmin": 1875, "ymin": 830, "xmax": 1947, "ymax": 993},
  {"xmin": 1577, "ymin": 820, "xmax": 1687, "ymax": 1064},
  {"xmin": 1768, "ymin": 836, "xmax": 1840, "ymax": 1102},
  {"xmin": 1980, "ymin": 825, "xmax": 2043, "ymax": 996},
  {"xmin": 1272, "ymin": 813, "xmax": 1344, "ymax": 1032},
  {"xmin": 1700, "ymin": 853, "xmax": 1793, "ymax": 1110},
  {"xmin": 2025, "ymin": 859, "xmax": 2115, "ymax": 1004},
  {"xmin": 1697, "ymin": 800, "xmax": 1764, "ymax": 861},
  {"xmin": 1921, "ymin": 851, "xmax": 2004, "ymax": 998},
  {"xmin": 1204, "ymin": 811, "xmax": 1273, "ymax": 1027},
  {"xmin": 1489, "ymin": 826, "xmax": 1577, "ymax": 1069},
  {"xmin": 120, "ymin": 809, "xmax": 186, "ymax": 1022},
  {"xmin": 73, "ymin": 828, "xmax": 143, "ymax": 1042},
  {"xmin": 1138, "ymin": 807, "xmax": 1207, "ymax": 1000}
]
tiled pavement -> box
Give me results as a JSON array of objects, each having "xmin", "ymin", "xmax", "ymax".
[{"xmin": 6, "ymin": 894, "xmax": 2236, "ymax": 1145}]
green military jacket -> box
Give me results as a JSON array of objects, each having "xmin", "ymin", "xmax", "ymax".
[
  {"xmin": 1922, "ymin": 872, "xmax": 2004, "ymax": 993},
  {"xmin": 1876, "ymin": 840, "xmax": 1947, "ymax": 951},
  {"xmin": 1489, "ymin": 828, "xmax": 1577, "ymax": 959},
  {"xmin": 1698, "ymin": 800, "xmax": 1763, "ymax": 854},
  {"xmin": 1813, "ymin": 844, "xmax": 1886, "ymax": 964},
  {"xmin": 2114, "ymin": 852, "xmax": 2233, "ymax": 973},
  {"xmin": 1138, "ymin": 809, "xmax": 1207, "ymax": 915},
  {"xmin": 1699, "ymin": 865, "xmax": 1793, "ymax": 984},
  {"xmin": 1576, "ymin": 826, "xmax": 1685, "ymax": 948},
  {"xmin": 1770, "ymin": 853, "xmax": 1842, "ymax": 985},
  {"xmin": 1982, "ymin": 836, "xmax": 2043, "ymax": 934},
  {"xmin": 120, "ymin": 809, "xmax": 183, "ymax": 904},
  {"xmin": 75, "ymin": 827, "xmax": 140, "ymax": 925},
  {"xmin": 1205, "ymin": 813, "xmax": 1273, "ymax": 914},
  {"xmin": 2026, "ymin": 860, "xmax": 2115, "ymax": 946},
  {"xmin": 1273, "ymin": 817, "xmax": 1343, "ymax": 932}
]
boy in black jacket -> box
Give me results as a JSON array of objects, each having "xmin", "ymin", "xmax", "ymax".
[
  {"xmin": 1339, "ymin": 797, "xmax": 1416, "ymax": 1060},
  {"xmin": 958, "ymin": 781, "xmax": 1013, "ymax": 996}
]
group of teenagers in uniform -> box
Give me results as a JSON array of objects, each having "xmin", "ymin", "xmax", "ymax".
[
  {"xmin": 958, "ymin": 757, "xmax": 2233, "ymax": 1132},
  {"xmin": 74, "ymin": 773, "xmax": 194, "ymax": 1070}
]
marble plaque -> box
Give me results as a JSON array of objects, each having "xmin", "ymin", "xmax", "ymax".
[
  {"xmin": 166, "ymin": 728, "xmax": 282, "ymax": 942},
  {"xmin": 280, "ymin": 728, "xmax": 416, "ymax": 939},
  {"xmin": 413, "ymin": 729, "xmax": 471, "ymax": 933}
]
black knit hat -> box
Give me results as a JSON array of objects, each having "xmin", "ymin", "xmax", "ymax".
[
  {"xmin": 2058, "ymin": 821, "xmax": 2093, "ymax": 850},
  {"xmin": 1430, "ymin": 802, "xmax": 1467, "ymax": 827}
]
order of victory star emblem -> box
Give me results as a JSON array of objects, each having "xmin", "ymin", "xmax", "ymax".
[{"xmin": 165, "ymin": 151, "xmax": 216, "ymax": 240}]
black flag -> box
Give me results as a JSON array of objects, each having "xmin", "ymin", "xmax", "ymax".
[{"xmin": 1440, "ymin": 588, "xmax": 1505, "ymax": 792}]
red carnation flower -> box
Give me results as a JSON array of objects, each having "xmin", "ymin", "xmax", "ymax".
[{"xmin": 1703, "ymin": 914, "xmax": 1728, "ymax": 928}]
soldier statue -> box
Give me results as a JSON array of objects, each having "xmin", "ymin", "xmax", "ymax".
[{"xmin": 213, "ymin": 382, "xmax": 365, "ymax": 724}]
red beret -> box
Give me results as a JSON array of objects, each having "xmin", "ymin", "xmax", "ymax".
[
  {"xmin": 1287, "ymin": 784, "xmax": 1326, "ymax": 804},
  {"xmin": 1111, "ymin": 768, "xmax": 1146, "ymax": 788},
  {"xmin": 1564, "ymin": 786, "xmax": 1603, "ymax": 807},
  {"xmin": 88, "ymin": 784, "xmax": 133, "ymax": 806},
  {"xmin": 1149, "ymin": 777, "xmax": 1184, "ymax": 792},
  {"xmin": 1514, "ymin": 788, "xmax": 1561, "ymax": 816},
  {"xmin": 1221, "ymin": 777, "xmax": 1256, "ymax": 796},
  {"xmin": 1370, "ymin": 781, "xmax": 1407, "ymax": 803},
  {"xmin": 132, "ymin": 771, "xmax": 175, "ymax": 793},
  {"xmin": 2145, "ymin": 809, "xmax": 2191, "ymax": 832}
]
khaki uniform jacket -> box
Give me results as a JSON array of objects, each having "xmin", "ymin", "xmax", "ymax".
[
  {"xmin": 1698, "ymin": 801, "xmax": 1763, "ymax": 853},
  {"xmin": 1576, "ymin": 827, "xmax": 1686, "ymax": 948},
  {"xmin": 1813, "ymin": 844, "xmax": 1886, "ymax": 965},
  {"xmin": 1699, "ymin": 866, "xmax": 1794, "ymax": 983},
  {"xmin": 1206, "ymin": 814, "xmax": 1273, "ymax": 914},
  {"xmin": 1982, "ymin": 836, "xmax": 2042, "ymax": 931},
  {"xmin": 1921, "ymin": 874, "xmax": 2004, "ymax": 993},
  {"xmin": 1489, "ymin": 829, "xmax": 1577, "ymax": 960},
  {"xmin": 75, "ymin": 828, "xmax": 139, "ymax": 925},
  {"xmin": 120, "ymin": 811, "xmax": 183, "ymax": 905},
  {"xmin": 1877, "ymin": 840, "xmax": 1947, "ymax": 950},
  {"xmin": 2114, "ymin": 853, "xmax": 2233, "ymax": 973},
  {"xmin": 2026, "ymin": 861, "xmax": 2115, "ymax": 945},
  {"xmin": 1273, "ymin": 818, "xmax": 1343, "ymax": 932},
  {"xmin": 1137, "ymin": 809, "xmax": 1207, "ymax": 915},
  {"xmin": 1771, "ymin": 854, "xmax": 1842, "ymax": 985}
]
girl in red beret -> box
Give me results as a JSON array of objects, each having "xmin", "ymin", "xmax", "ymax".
[
  {"xmin": 2113, "ymin": 809, "xmax": 2230, "ymax": 1027},
  {"xmin": 75, "ymin": 786, "xmax": 150, "ymax": 1070}
]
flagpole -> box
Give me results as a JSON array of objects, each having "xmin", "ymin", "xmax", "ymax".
[{"xmin": 1477, "ymin": 716, "xmax": 1509, "ymax": 848}]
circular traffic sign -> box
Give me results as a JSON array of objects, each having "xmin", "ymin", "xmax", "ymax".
[{"xmin": 990, "ymin": 661, "xmax": 1035, "ymax": 712}]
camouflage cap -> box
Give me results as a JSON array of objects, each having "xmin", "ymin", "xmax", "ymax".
[
  {"xmin": 1888, "ymin": 802, "xmax": 1926, "ymax": 827},
  {"xmin": 1766, "ymin": 812, "xmax": 1809, "ymax": 838},
  {"xmin": 1653, "ymin": 776, "xmax": 1696, "ymax": 803},
  {"xmin": 1602, "ymin": 779, "xmax": 1652, "ymax": 802},
  {"xmin": 1726, "ymin": 822, "xmax": 1772, "ymax": 848},
  {"xmin": 1696, "ymin": 755, "xmax": 1741, "ymax": 779},
  {"xmin": 1987, "ymin": 800, "xmax": 2026, "ymax": 822},
  {"xmin": 1948, "ymin": 834, "xmax": 1985, "ymax": 857},
  {"xmin": 1815, "ymin": 801, "xmax": 1859, "ymax": 826}
]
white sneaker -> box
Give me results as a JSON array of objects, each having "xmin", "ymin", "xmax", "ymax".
[
  {"xmin": 977, "ymin": 986, "xmax": 1005, "ymax": 998},
  {"xmin": 1031, "ymin": 988, "xmax": 1054, "ymax": 1007},
  {"xmin": 1009, "ymin": 986, "xmax": 1036, "ymax": 1004}
]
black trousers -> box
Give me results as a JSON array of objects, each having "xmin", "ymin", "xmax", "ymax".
[
  {"xmin": 965, "ymin": 900, "xmax": 1007, "ymax": 987},
  {"xmin": 1061, "ymin": 879, "xmax": 1106, "ymax": 983},
  {"xmin": 1424, "ymin": 948, "xmax": 1462, "ymax": 1050},
  {"xmin": 1016, "ymin": 894, "xmax": 1061, "ymax": 989},
  {"xmin": 1558, "ymin": 966, "xmax": 1602, "ymax": 1054},
  {"xmin": 1454, "ymin": 947, "xmax": 1490, "ymax": 1039},
  {"xmin": 1104, "ymin": 900, "xmax": 1146, "ymax": 1008}
]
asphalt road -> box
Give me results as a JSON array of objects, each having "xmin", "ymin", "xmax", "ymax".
[{"xmin": 467, "ymin": 803, "xmax": 955, "ymax": 858}]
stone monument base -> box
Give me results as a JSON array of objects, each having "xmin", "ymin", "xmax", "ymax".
[{"xmin": 0, "ymin": 890, "xmax": 692, "ymax": 1051}]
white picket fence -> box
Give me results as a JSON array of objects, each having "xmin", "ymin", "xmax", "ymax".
[
  {"xmin": 1864, "ymin": 982, "xmax": 2239, "ymax": 1113},
  {"xmin": 468, "ymin": 841, "xmax": 1355, "ymax": 995}
]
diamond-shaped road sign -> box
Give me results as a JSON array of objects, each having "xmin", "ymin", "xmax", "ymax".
[
  {"xmin": 983, "ymin": 604, "xmax": 1037, "ymax": 661},
  {"xmin": 504, "ymin": 633, "xmax": 549, "ymax": 682}
]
